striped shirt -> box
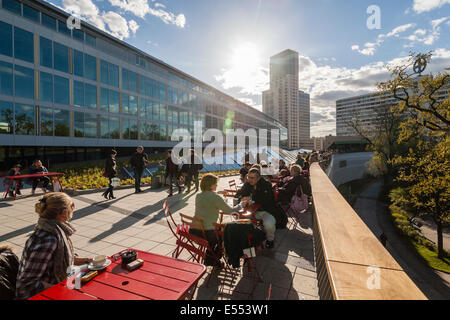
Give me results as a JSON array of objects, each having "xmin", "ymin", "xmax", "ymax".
[{"xmin": 15, "ymin": 229, "xmax": 58, "ymax": 300}]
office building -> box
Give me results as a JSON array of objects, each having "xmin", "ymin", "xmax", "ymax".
[{"xmin": 0, "ymin": 0, "xmax": 287, "ymax": 169}]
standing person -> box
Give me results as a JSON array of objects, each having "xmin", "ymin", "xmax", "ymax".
[
  {"xmin": 5, "ymin": 164, "xmax": 23, "ymax": 197},
  {"xmin": 130, "ymin": 146, "xmax": 148, "ymax": 193},
  {"xmin": 165, "ymin": 150, "xmax": 181, "ymax": 197},
  {"xmin": 102, "ymin": 149, "xmax": 117, "ymax": 200},
  {"xmin": 15, "ymin": 192, "xmax": 93, "ymax": 300},
  {"xmin": 29, "ymin": 160, "xmax": 51, "ymax": 195},
  {"xmin": 185, "ymin": 149, "xmax": 203, "ymax": 193}
]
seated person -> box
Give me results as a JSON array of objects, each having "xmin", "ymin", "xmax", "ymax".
[
  {"xmin": 239, "ymin": 163, "xmax": 252, "ymax": 184},
  {"xmin": 279, "ymin": 159, "xmax": 288, "ymax": 172},
  {"xmin": 191, "ymin": 174, "xmax": 245, "ymax": 267},
  {"xmin": 28, "ymin": 160, "xmax": 51, "ymax": 195},
  {"xmin": 4, "ymin": 164, "xmax": 23, "ymax": 197},
  {"xmin": 277, "ymin": 165, "xmax": 312, "ymax": 205},
  {"xmin": 15, "ymin": 192, "xmax": 93, "ymax": 300},
  {"xmin": 278, "ymin": 169, "xmax": 290, "ymax": 181},
  {"xmin": 235, "ymin": 168, "xmax": 287, "ymax": 249}
]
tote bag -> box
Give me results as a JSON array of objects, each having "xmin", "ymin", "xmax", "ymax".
[{"xmin": 290, "ymin": 185, "xmax": 308, "ymax": 213}]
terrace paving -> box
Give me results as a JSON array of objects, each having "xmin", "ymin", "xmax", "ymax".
[{"xmin": 0, "ymin": 175, "xmax": 318, "ymax": 300}]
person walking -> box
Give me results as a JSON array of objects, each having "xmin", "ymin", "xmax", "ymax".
[
  {"xmin": 29, "ymin": 160, "xmax": 50, "ymax": 195},
  {"xmin": 185, "ymin": 149, "xmax": 203, "ymax": 193},
  {"xmin": 102, "ymin": 149, "xmax": 117, "ymax": 200},
  {"xmin": 165, "ymin": 150, "xmax": 181, "ymax": 197},
  {"xmin": 130, "ymin": 146, "xmax": 148, "ymax": 193}
]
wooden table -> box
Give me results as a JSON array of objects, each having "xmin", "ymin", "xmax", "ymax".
[
  {"xmin": 3, "ymin": 172, "xmax": 64, "ymax": 200},
  {"xmin": 28, "ymin": 249, "xmax": 206, "ymax": 300}
]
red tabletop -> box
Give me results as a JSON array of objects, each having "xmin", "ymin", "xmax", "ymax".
[{"xmin": 28, "ymin": 249, "xmax": 206, "ymax": 300}]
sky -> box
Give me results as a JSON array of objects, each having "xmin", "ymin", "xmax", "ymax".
[{"xmin": 47, "ymin": 0, "xmax": 450, "ymax": 137}]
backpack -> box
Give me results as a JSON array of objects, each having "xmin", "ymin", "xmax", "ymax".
[{"xmin": 290, "ymin": 185, "xmax": 309, "ymax": 213}]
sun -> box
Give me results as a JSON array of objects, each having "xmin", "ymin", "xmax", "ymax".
[{"xmin": 230, "ymin": 42, "xmax": 262, "ymax": 71}]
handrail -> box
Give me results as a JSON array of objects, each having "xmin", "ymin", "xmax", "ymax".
[{"xmin": 309, "ymin": 162, "xmax": 427, "ymax": 300}]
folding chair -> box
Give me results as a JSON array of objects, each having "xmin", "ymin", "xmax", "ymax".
[
  {"xmin": 163, "ymin": 201, "xmax": 190, "ymax": 258},
  {"xmin": 228, "ymin": 179, "xmax": 238, "ymax": 191}
]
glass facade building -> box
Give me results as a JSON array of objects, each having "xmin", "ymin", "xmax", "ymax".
[{"xmin": 0, "ymin": 0, "xmax": 287, "ymax": 169}]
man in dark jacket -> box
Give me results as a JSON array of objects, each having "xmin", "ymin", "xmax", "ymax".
[
  {"xmin": 235, "ymin": 168, "xmax": 287, "ymax": 249},
  {"xmin": 185, "ymin": 149, "xmax": 203, "ymax": 193},
  {"xmin": 28, "ymin": 160, "xmax": 50, "ymax": 195},
  {"xmin": 0, "ymin": 246, "xmax": 19, "ymax": 300},
  {"xmin": 130, "ymin": 146, "xmax": 148, "ymax": 193},
  {"xmin": 165, "ymin": 150, "xmax": 181, "ymax": 197}
]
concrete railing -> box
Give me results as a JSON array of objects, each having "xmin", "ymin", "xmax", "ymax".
[{"xmin": 309, "ymin": 162, "xmax": 427, "ymax": 300}]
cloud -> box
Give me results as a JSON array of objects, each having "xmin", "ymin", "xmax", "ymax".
[
  {"xmin": 412, "ymin": 0, "xmax": 450, "ymax": 13},
  {"xmin": 61, "ymin": 0, "xmax": 140, "ymax": 40},
  {"xmin": 108, "ymin": 0, "xmax": 186, "ymax": 27},
  {"xmin": 352, "ymin": 23, "xmax": 415, "ymax": 55},
  {"xmin": 404, "ymin": 16, "xmax": 449, "ymax": 46}
]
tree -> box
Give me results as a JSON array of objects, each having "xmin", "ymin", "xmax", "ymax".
[{"xmin": 379, "ymin": 52, "xmax": 449, "ymax": 259}]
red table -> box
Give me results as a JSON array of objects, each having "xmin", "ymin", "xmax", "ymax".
[
  {"xmin": 3, "ymin": 172, "xmax": 64, "ymax": 200},
  {"xmin": 28, "ymin": 249, "xmax": 206, "ymax": 300}
]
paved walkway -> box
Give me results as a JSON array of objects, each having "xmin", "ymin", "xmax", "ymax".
[
  {"xmin": 0, "ymin": 175, "xmax": 318, "ymax": 300},
  {"xmin": 353, "ymin": 181, "xmax": 450, "ymax": 300}
]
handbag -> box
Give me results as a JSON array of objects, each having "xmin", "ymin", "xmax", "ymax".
[
  {"xmin": 290, "ymin": 185, "xmax": 308, "ymax": 213},
  {"xmin": 111, "ymin": 177, "xmax": 120, "ymax": 187}
]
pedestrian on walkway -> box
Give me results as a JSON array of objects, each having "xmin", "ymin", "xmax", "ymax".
[
  {"xmin": 102, "ymin": 149, "xmax": 117, "ymax": 200},
  {"xmin": 165, "ymin": 150, "xmax": 181, "ymax": 197},
  {"xmin": 380, "ymin": 233, "xmax": 388, "ymax": 247},
  {"xmin": 185, "ymin": 149, "xmax": 203, "ymax": 193},
  {"xmin": 130, "ymin": 146, "xmax": 148, "ymax": 193}
]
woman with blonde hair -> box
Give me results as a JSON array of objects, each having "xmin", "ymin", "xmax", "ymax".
[{"xmin": 15, "ymin": 192, "xmax": 92, "ymax": 300}]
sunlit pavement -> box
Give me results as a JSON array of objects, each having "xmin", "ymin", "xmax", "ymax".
[{"xmin": 0, "ymin": 175, "xmax": 318, "ymax": 300}]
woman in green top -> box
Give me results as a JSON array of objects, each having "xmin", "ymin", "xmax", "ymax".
[{"xmin": 190, "ymin": 174, "xmax": 245, "ymax": 267}]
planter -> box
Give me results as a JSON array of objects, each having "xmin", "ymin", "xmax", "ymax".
[{"xmin": 151, "ymin": 175, "xmax": 161, "ymax": 189}]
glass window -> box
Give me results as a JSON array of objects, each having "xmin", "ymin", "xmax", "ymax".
[
  {"xmin": 109, "ymin": 64, "xmax": 119, "ymax": 88},
  {"xmin": 139, "ymin": 98, "xmax": 146, "ymax": 118},
  {"xmin": 39, "ymin": 37, "xmax": 53, "ymax": 68},
  {"xmin": 40, "ymin": 107, "xmax": 53, "ymax": 136},
  {"xmin": 123, "ymin": 68, "xmax": 137, "ymax": 92},
  {"xmin": 159, "ymin": 83, "xmax": 166, "ymax": 101},
  {"xmin": 152, "ymin": 101, "xmax": 159, "ymax": 120},
  {"xmin": 110, "ymin": 117, "xmax": 120, "ymax": 139},
  {"xmin": 84, "ymin": 113, "xmax": 97, "ymax": 138},
  {"xmin": 123, "ymin": 119, "xmax": 138, "ymax": 140},
  {"xmin": 0, "ymin": 21, "xmax": 13, "ymax": 57},
  {"xmin": 85, "ymin": 84, "xmax": 97, "ymax": 109},
  {"xmin": 0, "ymin": 61, "xmax": 13, "ymax": 96},
  {"xmin": 130, "ymin": 119, "xmax": 138, "ymax": 140},
  {"xmin": 14, "ymin": 65, "xmax": 34, "ymax": 100},
  {"xmin": 74, "ymin": 111, "xmax": 83, "ymax": 137},
  {"xmin": 54, "ymin": 75, "xmax": 69, "ymax": 105},
  {"xmin": 73, "ymin": 29, "xmax": 84, "ymax": 42},
  {"xmin": 122, "ymin": 93, "xmax": 129, "ymax": 114},
  {"xmin": 54, "ymin": 109, "xmax": 69, "ymax": 136},
  {"xmin": 57, "ymin": 20, "xmax": 71, "ymax": 37},
  {"xmin": 160, "ymin": 123, "xmax": 166, "ymax": 141},
  {"xmin": 153, "ymin": 81, "xmax": 159, "ymax": 100},
  {"xmin": 140, "ymin": 121, "xmax": 151, "ymax": 140},
  {"xmin": 84, "ymin": 54, "xmax": 96, "ymax": 81},
  {"xmin": 100, "ymin": 60, "xmax": 108, "ymax": 85},
  {"xmin": 100, "ymin": 115, "xmax": 109, "ymax": 139},
  {"xmin": 153, "ymin": 122, "xmax": 160, "ymax": 140},
  {"xmin": 129, "ymin": 95, "xmax": 137, "ymax": 115},
  {"xmin": 39, "ymin": 72, "xmax": 53, "ymax": 102},
  {"xmin": 0, "ymin": 101, "xmax": 14, "ymax": 134},
  {"xmin": 122, "ymin": 69, "xmax": 128, "ymax": 91},
  {"xmin": 109, "ymin": 90, "xmax": 119, "ymax": 113},
  {"xmin": 54, "ymin": 42, "xmax": 69, "ymax": 73},
  {"xmin": 2, "ymin": 0, "xmax": 21, "ymax": 15},
  {"xmin": 73, "ymin": 50, "xmax": 84, "ymax": 77},
  {"xmin": 129, "ymin": 71, "xmax": 138, "ymax": 93},
  {"xmin": 85, "ymin": 33, "xmax": 96, "ymax": 47},
  {"xmin": 14, "ymin": 27, "xmax": 34, "ymax": 63},
  {"xmin": 73, "ymin": 81, "xmax": 84, "ymax": 107},
  {"xmin": 15, "ymin": 104, "xmax": 34, "ymax": 135},
  {"xmin": 42, "ymin": 14, "xmax": 56, "ymax": 30},
  {"xmin": 100, "ymin": 88, "xmax": 108, "ymax": 112},
  {"xmin": 159, "ymin": 103, "xmax": 166, "ymax": 121},
  {"xmin": 23, "ymin": 5, "xmax": 39, "ymax": 22}
]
